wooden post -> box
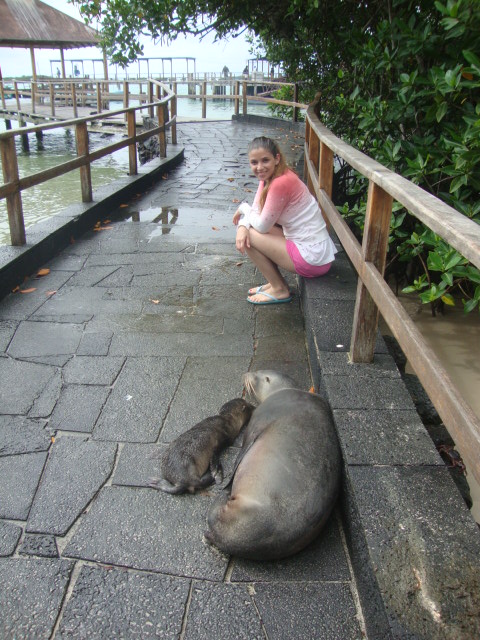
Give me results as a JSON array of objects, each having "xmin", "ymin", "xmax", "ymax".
[
  {"xmin": 96, "ymin": 82, "xmax": 102, "ymax": 113},
  {"xmin": 123, "ymin": 81, "xmax": 129, "ymax": 122},
  {"xmin": 72, "ymin": 82, "xmax": 78, "ymax": 118},
  {"xmin": 306, "ymin": 126, "xmax": 319, "ymax": 196},
  {"xmin": 350, "ymin": 181, "xmax": 393, "ymax": 362},
  {"xmin": 242, "ymin": 81, "xmax": 247, "ymax": 115},
  {"xmin": 49, "ymin": 82, "xmax": 55, "ymax": 116},
  {"xmin": 14, "ymin": 81, "xmax": 20, "ymax": 111},
  {"xmin": 0, "ymin": 80, "xmax": 5, "ymax": 109},
  {"xmin": 157, "ymin": 102, "xmax": 167, "ymax": 158},
  {"xmin": 0, "ymin": 136, "xmax": 26, "ymax": 245},
  {"xmin": 234, "ymin": 81, "xmax": 240, "ymax": 116},
  {"xmin": 319, "ymin": 141, "xmax": 334, "ymax": 229},
  {"xmin": 127, "ymin": 110, "xmax": 137, "ymax": 175},
  {"xmin": 75, "ymin": 122, "xmax": 92, "ymax": 203},
  {"xmin": 202, "ymin": 81, "xmax": 207, "ymax": 119},
  {"xmin": 148, "ymin": 81, "xmax": 154, "ymax": 118},
  {"xmin": 171, "ymin": 83, "xmax": 177, "ymax": 145},
  {"xmin": 293, "ymin": 83, "xmax": 299, "ymax": 123},
  {"xmin": 31, "ymin": 81, "xmax": 36, "ymax": 114}
]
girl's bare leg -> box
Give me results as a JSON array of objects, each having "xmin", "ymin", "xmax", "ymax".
[{"xmin": 246, "ymin": 227, "xmax": 296, "ymax": 302}]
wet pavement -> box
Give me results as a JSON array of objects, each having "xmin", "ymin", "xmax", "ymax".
[{"xmin": 0, "ymin": 120, "xmax": 365, "ymax": 639}]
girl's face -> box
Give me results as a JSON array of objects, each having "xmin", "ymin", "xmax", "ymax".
[{"xmin": 249, "ymin": 147, "xmax": 280, "ymax": 182}]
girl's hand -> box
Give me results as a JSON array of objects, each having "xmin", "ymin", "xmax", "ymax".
[
  {"xmin": 235, "ymin": 226, "xmax": 250, "ymax": 254},
  {"xmin": 232, "ymin": 209, "xmax": 241, "ymax": 225}
]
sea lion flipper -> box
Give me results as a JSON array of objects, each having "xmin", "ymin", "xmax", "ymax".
[{"xmin": 149, "ymin": 477, "xmax": 185, "ymax": 494}]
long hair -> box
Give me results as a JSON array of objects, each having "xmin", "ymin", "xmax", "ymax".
[{"xmin": 248, "ymin": 137, "xmax": 288, "ymax": 210}]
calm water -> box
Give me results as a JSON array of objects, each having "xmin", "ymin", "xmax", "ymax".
[{"xmin": 0, "ymin": 99, "xmax": 273, "ymax": 244}]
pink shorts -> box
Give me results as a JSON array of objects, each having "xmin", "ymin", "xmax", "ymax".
[{"xmin": 286, "ymin": 240, "xmax": 333, "ymax": 278}]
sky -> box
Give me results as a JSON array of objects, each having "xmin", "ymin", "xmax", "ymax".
[{"xmin": 0, "ymin": 0, "xmax": 254, "ymax": 78}]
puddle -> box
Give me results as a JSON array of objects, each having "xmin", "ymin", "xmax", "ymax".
[{"xmin": 116, "ymin": 205, "xmax": 233, "ymax": 242}]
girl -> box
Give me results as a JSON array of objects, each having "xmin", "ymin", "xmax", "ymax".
[{"xmin": 233, "ymin": 136, "xmax": 337, "ymax": 305}]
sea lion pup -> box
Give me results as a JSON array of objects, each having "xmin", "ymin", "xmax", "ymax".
[
  {"xmin": 204, "ymin": 371, "xmax": 342, "ymax": 560},
  {"xmin": 150, "ymin": 398, "xmax": 253, "ymax": 495}
]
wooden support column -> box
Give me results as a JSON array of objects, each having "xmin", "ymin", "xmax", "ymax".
[
  {"xmin": 75, "ymin": 122, "xmax": 92, "ymax": 202},
  {"xmin": 171, "ymin": 83, "xmax": 177, "ymax": 145},
  {"xmin": 350, "ymin": 181, "xmax": 393, "ymax": 362},
  {"xmin": 202, "ymin": 81, "xmax": 207, "ymax": 119},
  {"xmin": 96, "ymin": 82, "xmax": 102, "ymax": 113},
  {"xmin": 242, "ymin": 81, "xmax": 247, "ymax": 115},
  {"xmin": 157, "ymin": 102, "xmax": 167, "ymax": 158},
  {"xmin": 293, "ymin": 83, "xmax": 299, "ymax": 123},
  {"xmin": 319, "ymin": 141, "xmax": 334, "ymax": 229},
  {"xmin": 234, "ymin": 81, "xmax": 240, "ymax": 116},
  {"xmin": 0, "ymin": 136, "xmax": 26, "ymax": 245},
  {"xmin": 148, "ymin": 81, "xmax": 154, "ymax": 118},
  {"xmin": 72, "ymin": 82, "xmax": 78, "ymax": 118},
  {"xmin": 127, "ymin": 111, "xmax": 137, "ymax": 175},
  {"xmin": 49, "ymin": 82, "xmax": 55, "ymax": 116}
]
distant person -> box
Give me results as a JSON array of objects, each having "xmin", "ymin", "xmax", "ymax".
[
  {"xmin": 74, "ymin": 65, "xmax": 80, "ymax": 77},
  {"xmin": 56, "ymin": 67, "xmax": 61, "ymax": 78},
  {"xmin": 233, "ymin": 136, "xmax": 337, "ymax": 305},
  {"xmin": 222, "ymin": 65, "xmax": 229, "ymax": 78},
  {"xmin": 242, "ymin": 65, "xmax": 248, "ymax": 78}
]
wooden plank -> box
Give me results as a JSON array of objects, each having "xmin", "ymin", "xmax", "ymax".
[
  {"xmin": 0, "ymin": 136, "xmax": 25, "ymax": 245},
  {"xmin": 75, "ymin": 122, "xmax": 92, "ymax": 203},
  {"xmin": 157, "ymin": 102, "xmax": 166, "ymax": 158},
  {"xmin": 202, "ymin": 81, "xmax": 207, "ymax": 119}
]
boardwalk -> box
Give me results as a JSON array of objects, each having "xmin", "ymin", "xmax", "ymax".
[{"xmin": 1, "ymin": 118, "xmax": 479, "ymax": 639}]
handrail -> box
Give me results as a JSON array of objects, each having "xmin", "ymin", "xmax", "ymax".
[
  {"xmin": 0, "ymin": 79, "xmax": 177, "ymax": 246},
  {"xmin": 304, "ymin": 105, "xmax": 480, "ymax": 486}
]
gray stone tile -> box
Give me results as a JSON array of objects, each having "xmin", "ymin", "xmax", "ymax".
[
  {"xmin": 19, "ymin": 533, "xmax": 59, "ymax": 558},
  {"xmin": 49, "ymin": 385, "xmax": 110, "ymax": 433},
  {"xmin": 76, "ymin": 330, "xmax": 113, "ymax": 355},
  {"xmin": 7, "ymin": 321, "xmax": 83, "ymax": 358},
  {"xmin": 323, "ymin": 374, "xmax": 414, "ymax": 410},
  {"xmin": 27, "ymin": 363, "xmax": 62, "ymax": 416},
  {"xmin": 0, "ymin": 558, "xmax": 73, "ymax": 638},
  {"xmin": 0, "ymin": 416, "xmax": 51, "ymax": 456},
  {"xmin": 230, "ymin": 514, "xmax": 348, "ymax": 582},
  {"xmin": 160, "ymin": 356, "xmax": 250, "ymax": 442},
  {"xmin": 109, "ymin": 331, "xmax": 252, "ymax": 358},
  {"xmin": 253, "ymin": 332, "xmax": 308, "ymax": 363},
  {"xmin": 0, "ymin": 452, "xmax": 47, "ymax": 519},
  {"xmin": 112, "ymin": 443, "xmax": 166, "ymax": 487},
  {"xmin": 26, "ymin": 437, "xmax": 116, "ymax": 535},
  {"xmin": 93, "ymin": 357, "xmax": 185, "ymax": 442},
  {"xmin": 64, "ymin": 486, "xmax": 227, "ymax": 579},
  {"xmin": 252, "ymin": 582, "xmax": 363, "ymax": 639},
  {"xmin": 33, "ymin": 286, "xmax": 143, "ymax": 317},
  {"xmin": 334, "ymin": 409, "xmax": 442, "ymax": 466},
  {"xmin": 0, "ymin": 521, "xmax": 22, "ymax": 556},
  {"xmin": 348, "ymin": 466, "xmax": 480, "ymax": 639},
  {"xmin": 0, "ymin": 319, "xmax": 17, "ymax": 351},
  {"xmin": 184, "ymin": 582, "xmax": 264, "ymax": 639},
  {"xmin": 301, "ymin": 253, "xmax": 358, "ymax": 301},
  {"xmin": 0, "ymin": 357, "xmax": 55, "ymax": 414},
  {"xmin": 63, "ymin": 356, "xmax": 125, "ymax": 385},
  {"xmin": 317, "ymin": 351, "xmax": 400, "ymax": 377},
  {"xmin": 57, "ymin": 565, "xmax": 189, "ymax": 639}
]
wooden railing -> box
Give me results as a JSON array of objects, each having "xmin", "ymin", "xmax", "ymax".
[
  {"xmin": 304, "ymin": 105, "xmax": 480, "ymax": 486},
  {"xmin": 0, "ymin": 79, "xmax": 177, "ymax": 246},
  {"xmin": 1, "ymin": 78, "xmax": 306, "ymax": 124}
]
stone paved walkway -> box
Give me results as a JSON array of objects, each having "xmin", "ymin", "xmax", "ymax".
[{"xmin": 0, "ymin": 120, "xmax": 365, "ymax": 639}]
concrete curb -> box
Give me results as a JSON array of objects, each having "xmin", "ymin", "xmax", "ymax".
[
  {"xmin": 0, "ymin": 146, "xmax": 184, "ymax": 300},
  {"xmin": 299, "ymin": 250, "xmax": 480, "ymax": 639}
]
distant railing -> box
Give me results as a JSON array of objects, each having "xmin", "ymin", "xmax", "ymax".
[
  {"xmin": 0, "ymin": 79, "xmax": 177, "ymax": 246},
  {"xmin": 304, "ymin": 105, "xmax": 480, "ymax": 486},
  {"xmin": 0, "ymin": 77, "xmax": 306, "ymax": 123}
]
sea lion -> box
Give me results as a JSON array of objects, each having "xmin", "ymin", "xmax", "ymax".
[
  {"xmin": 150, "ymin": 398, "xmax": 253, "ymax": 494},
  {"xmin": 204, "ymin": 371, "xmax": 341, "ymax": 560}
]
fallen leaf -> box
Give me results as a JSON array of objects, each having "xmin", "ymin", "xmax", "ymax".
[
  {"xmin": 100, "ymin": 226, "xmax": 113, "ymax": 230},
  {"xmin": 309, "ymin": 386, "xmax": 315, "ymax": 394},
  {"xmin": 20, "ymin": 288, "xmax": 36, "ymax": 294},
  {"xmin": 232, "ymin": 198, "xmax": 240, "ymax": 203},
  {"xmin": 103, "ymin": 219, "xmax": 111, "ymax": 224},
  {"xmin": 12, "ymin": 285, "xmax": 20, "ymax": 293},
  {"xmin": 245, "ymin": 188, "xmax": 252, "ymax": 192},
  {"xmin": 212, "ymin": 226, "xmax": 219, "ymax": 231},
  {"xmin": 119, "ymin": 204, "xmax": 128, "ymax": 208},
  {"xmin": 150, "ymin": 299, "xmax": 160, "ymax": 304},
  {"xmin": 51, "ymin": 436, "xmax": 55, "ymax": 443},
  {"xmin": 227, "ymin": 177, "xmax": 235, "ymax": 182},
  {"xmin": 36, "ymin": 268, "xmax": 50, "ymax": 277},
  {"xmin": 161, "ymin": 174, "xmax": 169, "ymax": 180},
  {"xmin": 46, "ymin": 290, "xmax": 57, "ymax": 296},
  {"xmin": 236, "ymin": 262, "xmax": 243, "ymax": 267}
]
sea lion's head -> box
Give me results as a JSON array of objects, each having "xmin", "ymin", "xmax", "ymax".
[{"xmin": 243, "ymin": 370, "xmax": 297, "ymax": 402}]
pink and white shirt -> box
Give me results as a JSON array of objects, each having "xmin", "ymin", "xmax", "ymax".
[{"xmin": 237, "ymin": 169, "xmax": 337, "ymax": 266}]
